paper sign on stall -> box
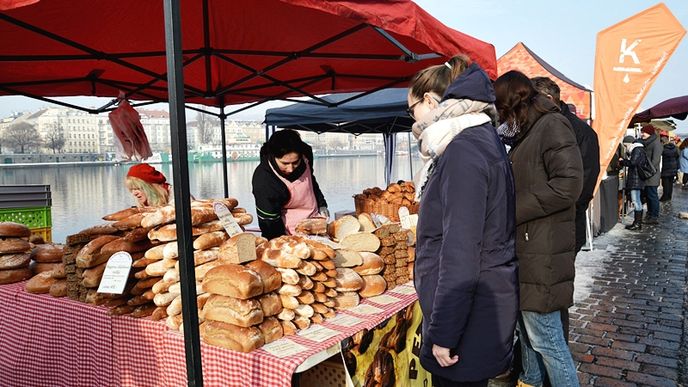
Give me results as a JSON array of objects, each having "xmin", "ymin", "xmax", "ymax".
[
  {"xmin": 367, "ymin": 294, "xmax": 402, "ymax": 305},
  {"xmin": 298, "ymin": 325, "xmax": 340, "ymax": 342},
  {"xmin": 326, "ymin": 314, "xmax": 364, "ymax": 327},
  {"xmin": 398, "ymin": 206, "xmax": 411, "ymax": 229},
  {"xmin": 348, "ymin": 304, "xmax": 384, "ymax": 315},
  {"xmin": 262, "ymin": 339, "xmax": 308, "ymax": 358},
  {"xmin": 97, "ymin": 251, "xmax": 133, "ymax": 294},
  {"xmin": 213, "ymin": 202, "xmax": 243, "ymax": 236},
  {"xmin": 389, "ymin": 285, "xmax": 417, "ymax": 295}
]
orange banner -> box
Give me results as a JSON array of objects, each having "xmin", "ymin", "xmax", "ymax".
[{"xmin": 593, "ymin": 3, "xmax": 685, "ymax": 191}]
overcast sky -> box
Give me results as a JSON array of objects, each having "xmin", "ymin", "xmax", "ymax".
[{"xmin": 0, "ymin": 1, "xmax": 686, "ymax": 128}]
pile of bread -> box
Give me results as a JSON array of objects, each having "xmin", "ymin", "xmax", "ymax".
[
  {"xmin": 353, "ymin": 181, "xmax": 419, "ymax": 222},
  {"xmin": 373, "ymin": 223, "xmax": 414, "ymax": 287},
  {"xmin": 0, "ymin": 221, "xmax": 65, "ymax": 286}
]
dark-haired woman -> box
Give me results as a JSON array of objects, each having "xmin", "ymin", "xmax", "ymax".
[
  {"xmin": 494, "ymin": 70, "xmax": 582, "ymax": 387},
  {"xmin": 252, "ymin": 129, "xmax": 328, "ymax": 239}
]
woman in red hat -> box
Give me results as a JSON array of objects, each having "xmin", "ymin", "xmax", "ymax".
[{"xmin": 125, "ymin": 163, "xmax": 172, "ymax": 207}]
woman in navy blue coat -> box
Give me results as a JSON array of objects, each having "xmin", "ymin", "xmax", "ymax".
[{"xmin": 409, "ymin": 55, "xmax": 519, "ymax": 387}]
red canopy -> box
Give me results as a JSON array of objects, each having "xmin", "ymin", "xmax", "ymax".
[{"xmin": 0, "ymin": 0, "xmax": 496, "ymax": 110}]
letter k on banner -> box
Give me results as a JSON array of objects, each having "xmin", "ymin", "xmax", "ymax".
[{"xmin": 592, "ymin": 3, "xmax": 685, "ymax": 192}]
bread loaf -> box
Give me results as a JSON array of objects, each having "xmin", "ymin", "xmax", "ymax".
[
  {"xmin": 304, "ymin": 239, "xmax": 336, "ymax": 260},
  {"xmin": 277, "ymin": 308, "xmax": 296, "ymax": 321},
  {"xmin": 166, "ymin": 295, "xmax": 182, "ymax": 316},
  {"xmin": 357, "ymin": 213, "xmax": 376, "ymax": 233},
  {"xmin": 281, "ymin": 320, "xmax": 297, "ymax": 336},
  {"xmin": 202, "ymin": 294, "xmax": 264, "ymax": 327},
  {"xmin": 278, "ymin": 284, "xmax": 302, "ymax": 297},
  {"xmin": 109, "ymin": 304, "xmax": 136, "ymax": 316},
  {"xmin": 154, "ymin": 291, "xmax": 180, "ymax": 307},
  {"xmin": 141, "ymin": 206, "xmax": 176, "ymax": 228},
  {"xmin": 51, "ymin": 263, "xmax": 66, "ymax": 279},
  {"xmin": 327, "ymin": 215, "xmax": 361, "ymax": 241},
  {"xmin": 340, "ymin": 232, "xmax": 380, "ymax": 253},
  {"xmin": 295, "ymin": 218, "xmax": 327, "ymax": 235},
  {"xmin": 333, "ymin": 249, "xmax": 363, "ymax": 268},
  {"xmin": 219, "ymin": 233, "xmax": 257, "ymax": 264},
  {"xmin": 76, "ymin": 235, "xmax": 120, "ymax": 268},
  {"xmin": 151, "ymin": 306, "xmax": 168, "ymax": 321},
  {"xmin": 294, "ymin": 316, "xmax": 311, "ymax": 330},
  {"xmin": 359, "ymin": 275, "xmax": 386, "ymax": 298},
  {"xmin": 275, "ymin": 268, "xmax": 300, "ymax": 285},
  {"xmin": 354, "ymin": 252, "xmax": 384, "ymax": 275},
  {"xmin": 335, "ymin": 268, "xmax": 364, "ymax": 292},
  {"xmin": 259, "ymin": 317, "xmax": 284, "ymax": 344},
  {"xmin": 0, "ymin": 237, "xmax": 31, "ymax": 254},
  {"xmin": 113, "ymin": 213, "xmax": 145, "ymax": 230},
  {"xmin": 298, "ymin": 275, "xmax": 314, "ymax": 290},
  {"xmin": 296, "ymin": 291, "xmax": 315, "ymax": 305},
  {"xmin": 245, "ymin": 260, "xmax": 281, "ymax": 293},
  {"xmin": 295, "ymin": 261, "xmax": 317, "ymax": 276},
  {"xmin": 103, "ymin": 207, "xmax": 153, "ymax": 221},
  {"xmin": 25, "ymin": 271, "xmax": 59, "ymax": 293},
  {"xmin": 334, "ymin": 291, "xmax": 360, "ymax": 309},
  {"xmin": 152, "ymin": 279, "xmax": 175, "ymax": 294},
  {"xmin": 81, "ymin": 262, "xmax": 107, "ymax": 288},
  {"xmin": 0, "ymin": 221, "xmax": 31, "ymax": 238},
  {"xmin": 132, "ymin": 303, "xmax": 157, "ymax": 318},
  {"xmin": 76, "ymin": 224, "xmax": 119, "ymax": 238},
  {"xmin": 168, "ymin": 281, "xmax": 204, "ymax": 296},
  {"xmin": 146, "ymin": 259, "xmax": 172, "ymax": 277},
  {"xmin": 279, "ymin": 294, "xmax": 299, "ymax": 309},
  {"xmin": 202, "ymin": 264, "xmax": 263, "ymax": 299},
  {"xmin": 49, "ymin": 280, "xmax": 68, "ymax": 297},
  {"xmin": 0, "ymin": 253, "xmax": 30, "ymax": 270},
  {"xmin": 258, "ymin": 293, "xmax": 282, "ymax": 317},
  {"xmin": 31, "ymin": 261, "xmax": 63, "ymax": 275},
  {"xmin": 193, "ymin": 231, "xmax": 229, "ymax": 251},
  {"xmin": 199, "ymin": 321, "xmax": 265, "ymax": 353},
  {"xmin": 31, "ymin": 244, "xmax": 64, "ymax": 263}
]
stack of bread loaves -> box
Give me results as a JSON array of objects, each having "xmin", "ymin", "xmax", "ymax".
[
  {"xmin": 374, "ymin": 223, "xmax": 413, "ymax": 288},
  {"xmin": 353, "ymin": 181, "xmax": 418, "ymax": 222},
  {"xmin": 199, "ymin": 259, "xmax": 283, "ymax": 353},
  {"xmin": 24, "ymin": 243, "xmax": 66, "ymax": 296},
  {"xmin": 0, "ymin": 222, "xmax": 33, "ymax": 284},
  {"xmin": 259, "ymin": 236, "xmax": 340, "ymax": 335}
]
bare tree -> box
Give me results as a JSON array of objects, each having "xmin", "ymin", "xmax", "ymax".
[
  {"xmin": 2, "ymin": 122, "xmax": 42, "ymax": 154},
  {"xmin": 44, "ymin": 125, "xmax": 66, "ymax": 154},
  {"xmin": 195, "ymin": 111, "xmax": 220, "ymax": 145}
]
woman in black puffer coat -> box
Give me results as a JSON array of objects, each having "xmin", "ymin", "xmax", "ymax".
[
  {"xmin": 660, "ymin": 136, "xmax": 680, "ymax": 201},
  {"xmin": 621, "ymin": 135, "xmax": 647, "ymax": 230}
]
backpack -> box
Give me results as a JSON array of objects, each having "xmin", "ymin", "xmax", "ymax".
[{"xmin": 637, "ymin": 150, "xmax": 657, "ymax": 180}]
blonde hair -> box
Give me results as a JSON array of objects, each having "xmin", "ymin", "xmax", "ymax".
[
  {"xmin": 125, "ymin": 176, "xmax": 170, "ymax": 207},
  {"xmin": 408, "ymin": 54, "xmax": 472, "ymax": 100}
]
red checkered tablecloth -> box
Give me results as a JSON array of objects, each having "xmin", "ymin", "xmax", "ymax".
[{"xmin": 0, "ymin": 281, "xmax": 418, "ymax": 387}]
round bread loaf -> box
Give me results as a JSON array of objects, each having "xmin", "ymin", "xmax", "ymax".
[
  {"xmin": 358, "ymin": 275, "xmax": 387, "ymax": 298},
  {"xmin": 0, "ymin": 267, "xmax": 32, "ymax": 284},
  {"xmin": 25, "ymin": 271, "xmax": 59, "ymax": 294},
  {"xmin": 0, "ymin": 222, "xmax": 30, "ymax": 238},
  {"xmin": 0, "ymin": 253, "xmax": 30, "ymax": 270},
  {"xmin": 0, "ymin": 237, "xmax": 31, "ymax": 254},
  {"xmin": 31, "ymin": 244, "xmax": 64, "ymax": 263}
]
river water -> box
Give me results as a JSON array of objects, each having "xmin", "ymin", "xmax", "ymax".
[{"xmin": 1, "ymin": 155, "xmax": 422, "ymax": 243}]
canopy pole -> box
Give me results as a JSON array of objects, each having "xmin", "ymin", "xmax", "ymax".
[
  {"xmin": 220, "ymin": 100, "xmax": 229, "ymax": 198},
  {"xmin": 407, "ymin": 131, "xmax": 413, "ymax": 179},
  {"xmin": 163, "ymin": 0, "xmax": 203, "ymax": 386}
]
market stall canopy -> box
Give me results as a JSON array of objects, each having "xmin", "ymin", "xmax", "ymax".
[
  {"xmin": 630, "ymin": 95, "xmax": 688, "ymax": 125},
  {"xmin": 0, "ymin": 0, "xmax": 496, "ymax": 113},
  {"xmin": 264, "ymin": 88, "xmax": 412, "ymax": 134},
  {"xmin": 498, "ymin": 42, "xmax": 592, "ymax": 121}
]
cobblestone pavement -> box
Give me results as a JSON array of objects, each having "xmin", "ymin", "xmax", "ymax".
[{"xmin": 571, "ymin": 184, "xmax": 688, "ymax": 387}]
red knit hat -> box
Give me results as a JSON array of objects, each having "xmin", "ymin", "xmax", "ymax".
[
  {"xmin": 127, "ymin": 163, "xmax": 168, "ymax": 187},
  {"xmin": 641, "ymin": 125, "xmax": 656, "ymax": 136}
]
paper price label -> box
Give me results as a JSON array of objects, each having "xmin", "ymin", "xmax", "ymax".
[
  {"xmin": 298, "ymin": 325, "xmax": 340, "ymax": 342},
  {"xmin": 348, "ymin": 304, "xmax": 384, "ymax": 316},
  {"xmin": 389, "ymin": 285, "xmax": 417, "ymax": 295},
  {"xmin": 399, "ymin": 206, "xmax": 411, "ymax": 229},
  {"xmin": 213, "ymin": 202, "xmax": 243, "ymax": 236},
  {"xmin": 326, "ymin": 314, "xmax": 364, "ymax": 327},
  {"xmin": 97, "ymin": 251, "xmax": 133, "ymax": 294},
  {"xmin": 262, "ymin": 339, "xmax": 308, "ymax": 358},
  {"xmin": 366, "ymin": 294, "xmax": 402, "ymax": 305}
]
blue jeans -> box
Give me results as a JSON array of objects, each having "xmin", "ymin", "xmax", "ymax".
[
  {"xmin": 629, "ymin": 189, "xmax": 643, "ymax": 212},
  {"xmin": 644, "ymin": 185, "xmax": 659, "ymax": 217},
  {"xmin": 518, "ymin": 311, "xmax": 579, "ymax": 387}
]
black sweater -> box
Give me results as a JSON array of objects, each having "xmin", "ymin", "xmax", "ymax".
[{"xmin": 252, "ymin": 155, "xmax": 327, "ymax": 240}]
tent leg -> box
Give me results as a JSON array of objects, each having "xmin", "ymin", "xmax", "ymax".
[
  {"xmin": 407, "ymin": 132, "xmax": 413, "ymax": 179},
  {"xmin": 163, "ymin": 0, "xmax": 203, "ymax": 386},
  {"xmin": 220, "ymin": 104, "xmax": 229, "ymax": 198}
]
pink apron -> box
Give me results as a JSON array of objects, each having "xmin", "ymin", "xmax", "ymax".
[{"xmin": 270, "ymin": 158, "xmax": 319, "ymax": 235}]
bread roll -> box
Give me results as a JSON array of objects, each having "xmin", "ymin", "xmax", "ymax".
[
  {"xmin": 172, "ymin": 258, "xmax": 223, "ymax": 281},
  {"xmin": 354, "ymin": 252, "xmax": 384, "ymax": 275},
  {"xmin": 31, "ymin": 244, "xmax": 64, "ymax": 263},
  {"xmin": 295, "ymin": 218, "xmax": 327, "ymax": 235},
  {"xmin": 200, "ymin": 321, "xmax": 264, "ymax": 353},
  {"xmin": 408, "ymin": 261, "xmax": 414, "ymax": 280},
  {"xmin": 0, "ymin": 221, "xmax": 31, "ymax": 238},
  {"xmin": 81, "ymin": 262, "xmax": 107, "ymax": 288},
  {"xmin": 203, "ymin": 294, "xmax": 264, "ymax": 327},
  {"xmin": 320, "ymin": 259, "xmax": 336, "ymax": 270},
  {"xmin": 166, "ymin": 314, "xmax": 183, "ymax": 330},
  {"xmin": 323, "ymin": 309, "xmax": 337, "ymax": 319},
  {"xmin": 335, "ymin": 268, "xmax": 364, "ymax": 292},
  {"xmin": 162, "ymin": 241, "xmax": 180, "ymax": 260},
  {"xmin": 333, "ymin": 249, "xmax": 363, "ymax": 268},
  {"xmin": 141, "ymin": 206, "xmax": 176, "ymax": 228},
  {"xmin": 154, "ymin": 291, "xmax": 179, "ymax": 307},
  {"xmin": 303, "ymin": 239, "xmax": 336, "ymax": 260},
  {"xmin": 313, "ymin": 282, "xmax": 326, "ymax": 294},
  {"xmin": 259, "ymin": 317, "xmax": 284, "ymax": 344},
  {"xmin": 128, "ymin": 294, "xmax": 153, "ymax": 306},
  {"xmin": 278, "ymin": 284, "xmax": 302, "ymax": 297},
  {"xmin": 131, "ymin": 276, "xmax": 162, "ymax": 294},
  {"xmin": 314, "ymin": 292, "xmax": 328, "ymax": 303},
  {"xmin": 277, "ymin": 308, "xmax": 296, "ymax": 321},
  {"xmin": 31, "ymin": 261, "xmax": 63, "ymax": 275},
  {"xmin": 144, "ymin": 244, "xmax": 167, "ymax": 260},
  {"xmin": 340, "ymin": 232, "xmax": 380, "ymax": 253},
  {"xmin": 246, "ymin": 260, "xmax": 281, "ymax": 294},
  {"xmin": 202, "ymin": 263, "xmax": 263, "ymax": 299},
  {"xmin": 25, "ymin": 271, "xmax": 59, "ymax": 293},
  {"xmin": 166, "ymin": 295, "xmax": 183, "ymax": 316},
  {"xmin": 334, "ymin": 291, "xmax": 360, "ymax": 309},
  {"xmin": 146, "ymin": 259, "xmax": 172, "ymax": 277},
  {"xmin": 323, "ymin": 278, "xmax": 337, "ymax": 289},
  {"xmin": 311, "ymin": 313, "xmax": 324, "ymax": 324},
  {"xmin": 151, "ymin": 306, "xmax": 168, "ymax": 321},
  {"xmin": 163, "ymin": 268, "xmax": 179, "ymax": 283},
  {"xmin": 49, "ymin": 280, "xmax": 68, "ymax": 297},
  {"xmin": 359, "ymin": 275, "xmax": 386, "ymax": 298},
  {"xmin": 312, "ymin": 303, "xmax": 329, "ymax": 315},
  {"xmin": 132, "ymin": 303, "xmax": 157, "ymax": 318},
  {"xmin": 327, "ymin": 215, "xmax": 361, "ymax": 241},
  {"xmin": 294, "ymin": 316, "xmax": 311, "ymax": 330},
  {"xmin": 298, "ymin": 275, "xmax": 314, "ymax": 290},
  {"xmin": 193, "ymin": 231, "xmax": 229, "ymax": 251},
  {"xmin": 280, "ymin": 294, "xmax": 299, "ymax": 309},
  {"xmin": 275, "ymin": 268, "xmax": 300, "ymax": 285},
  {"xmin": 0, "ymin": 253, "xmax": 30, "ymax": 270},
  {"xmin": 296, "ymin": 291, "xmax": 315, "ymax": 305},
  {"xmin": 152, "ymin": 279, "xmax": 175, "ymax": 294},
  {"xmin": 0, "ymin": 237, "xmax": 31, "ymax": 254},
  {"xmin": 76, "ymin": 224, "xmax": 119, "ymax": 237},
  {"xmin": 407, "ymin": 247, "xmax": 416, "ymax": 262},
  {"xmin": 76, "ymin": 235, "xmax": 120, "ymax": 268},
  {"xmin": 281, "ymin": 320, "xmax": 297, "ymax": 336},
  {"xmin": 294, "ymin": 304, "xmax": 314, "ymax": 318},
  {"xmin": 219, "ymin": 233, "xmax": 257, "ymax": 264},
  {"xmin": 258, "ymin": 293, "xmax": 282, "ymax": 317},
  {"xmin": 295, "ymin": 261, "xmax": 317, "ymax": 276},
  {"xmin": 323, "ymin": 298, "xmax": 336, "ymax": 308},
  {"xmin": 168, "ymin": 281, "xmax": 204, "ymax": 296}
]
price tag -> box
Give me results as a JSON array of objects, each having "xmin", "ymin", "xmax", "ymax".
[
  {"xmin": 348, "ymin": 304, "xmax": 384, "ymax": 316},
  {"xmin": 97, "ymin": 251, "xmax": 133, "ymax": 294},
  {"xmin": 213, "ymin": 202, "xmax": 242, "ymax": 236},
  {"xmin": 371, "ymin": 214, "xmax": 383, "ymax": 228},
  {"xmin": 298, "ymin": 325, "xmax": 340, "ymax": 342},
  {"xmin": 262, "ymin": 339, "xmax": 308, "ymax": 358},
  {"xmin": 389, "ymin": 285, "xmax": 417, "ymax": 295},
  {"xmin": 398, "ymin": 206, "xmax": 411, "ymax": 229},
  {"xmin": 326, "ymin": 314, "xmax": 364, "ymax": 327},
  {"xmin": 366, "ymin": 294, "xmax": 402, "ymax": 305}
]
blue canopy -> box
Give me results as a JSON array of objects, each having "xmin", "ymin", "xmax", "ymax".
[{"xmin": 264, "ymin": 88, "xmax": 414, "ymax": 185}]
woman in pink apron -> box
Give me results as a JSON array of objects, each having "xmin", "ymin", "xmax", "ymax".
[{"xmin": 252, "ymin": 129, "xmax": 328, "ymax": 239}]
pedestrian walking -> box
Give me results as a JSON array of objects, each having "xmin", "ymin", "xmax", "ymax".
[
  {"xmin": 620, "ymin": 136, "xmax": 649, "ymax": 230},
  {"xmin": 639, "ymin": 125, "xmax": 662, "ymax": 223},
  {"xmin": 659, "ymin": 133, "xmax": 679, "ymax": 202}
]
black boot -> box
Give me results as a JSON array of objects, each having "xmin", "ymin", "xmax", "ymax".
[{"xmin": 626, "ymin": 210, "xmax": 643, "ymax": 230}]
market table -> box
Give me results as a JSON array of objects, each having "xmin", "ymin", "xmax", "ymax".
[{"xmin": 0, "ymin": 281, "xmax": 418, "ymax": 387}]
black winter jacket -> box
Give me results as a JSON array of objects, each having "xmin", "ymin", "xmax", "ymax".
[
  {"xmin": 508, "ymin": 96, "xmax": 583, "ymax": 313},
  {"xmin": 640, "ymin": 134, "xmax": 662, "ymax": 186},
  {"xmin": 661, "ymin": 143, "xmax": 680, "ymax": 177},
  {"xmin": 622, "ymin": 143, "xmax": 646, "ymax": 191}
]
